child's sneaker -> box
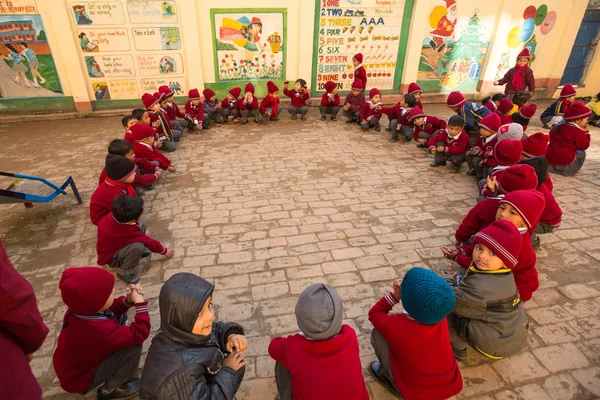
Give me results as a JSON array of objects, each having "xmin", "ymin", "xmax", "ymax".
[
  {"xmin": 368, "ymin": 362, "xmax": 401, "ymax": 399},
  {"xmin": 416, "ymin": 143, "xmax": 427, "ymax": 148},
  {"xmin": 451, "ymin": 343, "xmax": 467, "ymax": 362},
  {"xmin": 320, "ymin": 116, "xmax": 326, "ymax": 121},
  {"xmin": 97, "ymin": 377, "xmax": 140, "ymax": 400},
  {"xmin": 375, "ymin": 126, "xmax": 381, "ymax": 132},
  {"xmin": 331, "ymin": 116, "xmax": 337, "ymax": 121},
  {"xmin": 531, "ymin": 233, "xmax": 541, "ymax": 249},
  {"xmin": 301, "ymin": 115, "xmax": 307, "ymax": 121},
  {"xmin": 292, "ymin": 115, "xmax": 297, "ymax": 120},
  {"xmin": 430, "ymin": 161, "xmax": 447, "ymax": 167},
  {"xmin": 391, "ymin": 137, "xmax": 398, "ymax": 143}
]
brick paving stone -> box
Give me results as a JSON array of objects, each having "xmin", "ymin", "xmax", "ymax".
[
  {"xmin": 360, "ymin": 267, "xmax": 398, "ymax": 283},
  {"xmin": 558, "ymin": 283, "xmax": 600, "ymax": 300},
  {"xmin": 528, "ymin": 305, "xmax": 576, "ymax": 325},
  {"xmin": 533, "ymin": 343, "xmax": 590, "ymax": 373},
  {"xmin": 322, "ymin": 260, "xmax": 357, "ymax": 274},
  {"xmin": 492, "ymin": 352, "xmax": 550, "ymax": 384},
  {"xmin": 513, "ymin": 384, "xmax": 553, "ymax": 400},
  {"xmin": 570, "ymin": 367, "xmax": 600, "ymax": 397},
  {"xmin": 535, "ymin": 322, "xmax": 582, "ymax": 344},
  {"xmin": 542, "ymin": 374, "xmax": 588, "ymax": 400},
  {"xmin": 458, "ymin": 364, "xmax": 504, "ymax": 397}
]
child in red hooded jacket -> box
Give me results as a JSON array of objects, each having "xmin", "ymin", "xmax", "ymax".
[
  {"xmin": 239, "ymin": 83, "xmax": 259, "ymax": 124},
  {"xmin": 360, "ymin": 88, "xmax": 383, "ymax": 132},
  {"xmin": 184, "ymin": 89, "xmax": 206, "ymax": 131},
  {"xmin": 221, "ymin": 87, "xmax": 241, "ymax": 124},
  {"xmin": 259, "ymin": 80, "xmax": 282, "ymax": 125},
  {"xmin": 494, "ymin": 48, "xmax": 535, "ymax": 100},
  {"xmin": 429, "ymin": 115, "xmax": 469, "ymax": 172},
  {"xmin": 319, "ymin": 80, "xmax": 340, "ymax": 121}
]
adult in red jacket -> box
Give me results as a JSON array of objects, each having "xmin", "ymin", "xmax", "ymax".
[
  {"xmin": 0, "ymin": 240, "xmax": 49, "ymax": 400},
  {"xmin": 546, "ymin": 102, "xmax": 592, "ymax": 176}
]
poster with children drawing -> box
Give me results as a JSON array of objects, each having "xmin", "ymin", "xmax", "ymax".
[
  {"xmin": 417, "ymin": 1, "xmax": 490, "ymax": 93},
  {"xmin": 0, "ymin": 1, "xmax": 63, "ymax": 98},
  {"xmin": 211, "ymin": 9, "xmax": 285, "ymax": 82}
]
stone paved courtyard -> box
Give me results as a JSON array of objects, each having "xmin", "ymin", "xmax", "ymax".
[{"xmin": 1, "ymin": 102, "xmax": 600, "ymax": 400}]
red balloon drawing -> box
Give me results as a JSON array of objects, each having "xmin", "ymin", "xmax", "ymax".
[{"xmin": 523, "ymin": 6, "xmax": 537, "ymax": 20}]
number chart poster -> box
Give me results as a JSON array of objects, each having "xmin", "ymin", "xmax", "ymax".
[
  {"xmin": 312, "ymin": 0, "xmax": 412, "ymax": 93},
  {"xmin": 69, "ymin": 0, "xmax": 187, "ymax": 100},
  {"xmin": 0, "ymin": 0, "xmax": 64, "ymax": 98},
  {"xmin": 211, "ymin": 9, "xmax": 286, "ymax": 82}
]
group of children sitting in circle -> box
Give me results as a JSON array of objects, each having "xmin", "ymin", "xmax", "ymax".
[{"xmin": 47, "ymin": 48, "xmax": 598, "ymax": 400}]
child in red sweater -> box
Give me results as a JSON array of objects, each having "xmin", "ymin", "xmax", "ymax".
[
  {"xmin": 368, "ymin": 268, "xmax": 462, "ymax": 399},
  {"xmin": 546, "ymin": 102, "xmax": 592, "ymax": 176},
  {"xmin": 131, "ymin": 123, "xmax": 176, "ymax": 172},
  {"xmin": 132, "ymin": 107, "xmax": 165, "ymax": 150},
  {"xmin": 429, "ymin": 115, "xmax": 469, "ymax": 172},
  {"xmin": 407, "ymin": 82, "xmax": 423, "ymax": 110},
  {"xmin": 541, "ymin": 84, "xmax": 576, "ymax": 128},
  {"xmin": 382, "ymin": 93, "xmax": 417, "ymax": 142},
  {"xmin": 259, "ymin": 80, "xmax": 282, "ymax": 124},
  {"xmin": 269, "ymin": 283, "xmax": 368, "ymax": 400},
  {"xmin": 353, "ymin": 53, "xmax": 367, "ymax": 92},
  {"xmin": 466, "ymin": 113, "xmax": 501, "ymax": 180},
  {"xmin": 141, "ymin": 93, "xmax": 176, "ymax": 152},
  {"xmin": 495, "ymin": 97, "xmax": 515, "ymax": 125},
  {"xmin": 285, "ymin": 78, "xmax": 310, "ymax": 120},
  {"xmin": 512, "ymin": 103, "xmax": 537, "ymax": 131},
  {"xmin": 221, "ymin": 87, "xmax": 241, "ymax": 124},
  {"xmin": 122, "ymin": 115, "xmax": 137, "ymax": 145},
  {"xmin": 90, "ymin": 155, "xmax": 137, "ymax": 226},
  {"xmin": 360, "ymin": 88, "xmax": 383, "ymax": 132},
  {"xmin": 319, "ymin": 80, "xmax": 340, "ymax": 121},
  {"xmin": 98, "ymin": 195, "xmax": 174, "ymax": 284},
  {"xmin": 494, "ymin": 48, "xmax": 535, "ymax": 100},
  {"xmin": 98, "ymin": 139, "xmax": 162, "ymax": 196},
  {"xmin": 53, "ymin": 267, "xmax": 150, "ymax": 398},
  {"xmin": 239, "ymin": 83, "xmax": 259, "ymax": 124},
  {"xmin": 156, "ymin": 91, "xmax": 183, "ymax": 141},
  {"xmin": 184, "ymin": 89, "xmax": 205, "ymax": 131},
  {"xmin": 342, "ymin": 79, "xmax": 366, "ymax": 124},
  {"xmin": 408, "ymin": 108, "xmax": 446, "ymax": 148},
  {"xmin": 482, "ymin": 93, "xmax": 506, "ymax": 112},
  {"xmin": 159, "ymin": 85, "xmax": 191, "ymax": 133},
  {"xmin": 479, "ymin": 139, "xmax": 523, "ymax": 197}
]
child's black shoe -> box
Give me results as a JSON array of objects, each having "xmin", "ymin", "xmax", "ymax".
[
  {"xmin": 143, "ymin": 184, "xmax": 154, "ymax": 191},
  {"xmin": 375, "ymin": 126, "xmax": 381, "ymax": 132},
  {"xmin": 331, "ymin": 116, "xmax": 337, "ymax": 121},
  {"xmin": 320, "ymin": 116, "xmax": 326, "ymax": 121},
  {"xmin": 292, "ymin": 115, "xmax": 297, "ymax": 120},
  {"xmin": 301, "ymin": 115, "xmax": 307, "ymax": 121},
  {"xmin": 451, "ymin": 343, "xmax": 467, "ymax": 362},
  {"xmin": 430, "ymin": 161, "xmax": 447, "ymax": 167},
  {"xmin": 369, "ymin": 362, "xmax": 401, "ymax": 399},
  {"xmin": 466, "ymin": 169, "xmax": 477, "ymax": 176},
  {"xmin": 118, "ymin": 274, "xmax": 141, "ymax": 285},
  {"xmin": 416, "ymin": 143, "xmax": 427, "ymax": 148},
  {"xmin": 531, "ymin": 233, "xmax": 541, "ymax": 249},
  {"xmin": 391, "ymin": 137, "xmax": 398, "ymax": 142},
  {"xmin": 142, "ymin": 247, "xmax": 151, "ymax": 258},
  {"xmin": 97, "ymin": 377, "xmax": 140, "ymax": 399},
  {"xmin": 346, "ymin": 118, "xmax": 355, "ymax": 123}
]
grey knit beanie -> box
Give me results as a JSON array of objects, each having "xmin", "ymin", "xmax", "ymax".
[{"xmin": 295, "ymin": 283, "xmax": 343, "ymax": 340}]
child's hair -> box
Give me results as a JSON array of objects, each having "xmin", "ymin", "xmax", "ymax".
[
  {"xmin": 403, "ymin": 93, "xmax": 417, "ymax": 108},
  {"xmin": 481, "ymin": 93, "xmax": 506, "ymax": 104},
  {"xmin": 122, "ymin": 115, "xmax": 136, "ymax": 128},
  {"xmin": 108, "ymin": 139, "xmax": 133, "ymax": 156},
  {"xmin": 295, "ymin": 78, "xmax": 307, "ymax": 88},
  {"xmin": 448, "ymin": 115, "xmax": 465, "ymax": 127},
  {"xmin": 112, "ymin": 195, "xmax": 144, "ymax": 222},
  {"xmin": 132, "ymin": 108, "xmax": 147, "ymax": 120},
  {"xmin": 513, "ymin": 92, "xmax": 532, "ymax": 107}
]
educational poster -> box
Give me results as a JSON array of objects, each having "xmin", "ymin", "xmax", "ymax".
[
  {"xmin": 417, "ymin": 1, "xmax": 490, "ymax": 92},
  {"xmin": 71, "ymin": 2, "xmax": 125, "ymax": 25},
  {"xmin": 494, "ymin": 3, "xmax": 558, "ymax": 81},
  {"xmin": 68, "ymin": 0, "xmax": 188, "ymax": 101},
  {"xmin": 0, "ymin": 0, "xmax": 63, "ymax": 98},
  {"xmin": 212, "ymin": 10, "xmax": 285, "ymax": 82},
  {"xmin": 313, "ymin": 0, "xmax": 407, "ymax": 92}
]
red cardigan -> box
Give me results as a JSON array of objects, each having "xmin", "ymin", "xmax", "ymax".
[
  {"xmin": 497, "ymin": 66, "xmax": 535, "ymax": 94},
  {"xmin": 53, "ymin": 297, "xmax": 150, "ymax": 393},
  {"xmin": 96, "ymin": 213, "xmax": 168, "ymax": 265},
  {"xmin": 239, "ymin": 96, "xmax": 259, "ymax": 110},
  {"xmin": 413, "ymin": 116, "xmax": 446, "ymax": 142},
  {"xmin": 428, "ymin": 130, "xmax": 469, "ymax": 155},
  {"xmin": 133, "ymin": 141, "xmax": 172, "ymax": 170},
  {"xmin": 368, "ymin": 294, "xmax": 463, "ymax": 400},
  {"xmin": 166, "ymin": 102, "xmax": 186, "ymax": 120},
  {"xmin": 494, "ymin": 110, "xmax": 514, "ymax": 126},
  {"xmin": 455, "ymin": 197, "xmax": 501, "ymax": 243},
  {"xmin": 260, "ymin": 94, "xmax": 280, "ymax": 118},
  {"xmin": 537, "ymin": 184, "xmax": 562, "ymax": 228},
  {"xmin": 284, "ymin": 88, "xmax": 310, "ymax": 107},
  {"xmin": 184, "ymin": 100, "xmax": 204, "ymax": 122},
  {"xmin": 546, "ymin": 123, "xmax": 591, "ymax": 166},
  {"xmin": 124, "ymin": 130, "xmax": 135, "ymax": 145},
  {"xmin": 0, "ymin": 240, "xmax": 49, "ymax": 400},
  {"xmin": 220, "ymin": 97, "xmax": 239, "ymax": 110},
  {"xmin": 471, "ymin": 134, "xmax": 499, "ymax": 167},
  {"xmin": 89, "ymin": 181, "xmax": 135, "ymax": 226},
  {"xmin": 321, "ymin": 92, "xmax": 340, "ymax": 107},
  {"xmin": 359, "ymin": 102, "xmax": 382, "ymax": 120},
  {"xmin": 355, "ymin": 65, "xmax": 367, "ymax": 89},
  {"xmin": 268, "ymin": 325, "xmax": 369, "ymax": 400}
]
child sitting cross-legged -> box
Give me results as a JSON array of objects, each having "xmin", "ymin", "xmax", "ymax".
[
  {"xmin": 97, "ymin": 195, "xmax": 174, "ymax": 284},
  {"xmin": 141, "ymin": 94, "xmax": 176, "ymax": 152},
  {"xmin": 360, "ymin": 88, "xmax": 383, "ymax": 132},
  {"xmin": 159, "ymin": 85, "xmax": 191, "ymax": 133},
  {"xmin": 446, "ymin": 91, "xmax": 492, "ymax": 144},
  {"xmin": 368, "ymin": 268, "xmax": 463, "ymax": 399},
  {"xmin": 53, "ymin": 267, "xmax": 150, "ymax": 399},
  {"xmin": 285, "ymin": 78, "xmax": 310, "ymax": 120},
  {"xmin": 131, "ymin": 123, "xmax": 176, "ymax": 172},
  {"xmin": 268, "ymin": 283, "xmax": 369, "ymax": 400},
  {"xmin": 428, "ymin": 115, "xmax": 469, "ymax": 172},
  {"xmin": 466, "ymin": 113, "xmax": 501, "ymax": 180},
  {"xmin": 203, "ymin": 88, "xmax": 223, "ymax": 125},
  {"xmin": 408, "ymin": 108, "xmax": 446, "ymax": 148},
  {"xmin": 122, "ymin": 115, "xmax": 137, "ymax": 145},
  {"xmin": 140, "ymin": 273, "xmax": 247, "ymax": 400},
  {"xmin": 319, "ymin": 81, "xmax": 340, "ymax": 121},
  {"xmin": 443, "ymin": 220, "xmax": 528, "ymax": 361},
  {"xmin": 479, "ymin": 139, "xmax": 523, "ymax": 196}
]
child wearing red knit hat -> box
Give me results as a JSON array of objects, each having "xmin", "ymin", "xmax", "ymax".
[
  {"xmin": 259, "ymin": 80, "xmax": 282, "ymax": 124},
  {"xmin": 131, "ymin": 123, "xmax": 176, "ymax": 172},
  {"xmin": 479, "ymin": 139, "xmax": 523, "ymax": 198},
  {"xmin": 495, "ymin": 98, "xmax": 515, "ymax": 125},
  {"xmin": 353, "ymin": 53, "xmax": 367, "ymax": 93},
  {"xmin": 342, "ymin": 79, "xmax": 366, "ymax": 124},
  {"xmin": 284, "ymin": 78, "xmax": 310, "ymax": 120},
  {"xmin": 239, "ymin": 83, "xmax": 260, "ymax": 124},
  {"xmin": 443, "ymin": 220, "xmax": 528, "ymax": 361},
  {"xmin": 408, "ymin": 107, "xmax": 447, "ymax": 148},
  {"xmin": 203, "ymin": 88, "xmax": 223, "ymax": 126},
  {"xmin": 407, "ymin": 82, "xmax": 424, "ymax": 110},
  {"xmin": 541, "ymin": 84, "xmax": 577, "ymax": 128},
  {"xmin": 360, "ymin": 88, "xmax": 383, "ymax": 132},
  {"xmin": 319, "ymin": 80, "xmax": 340, "ymax": 121},
  {"xmin": 546, "ymin": 102, "xmax": 592, "ymax": 176},
  {"xmin": 382, "ymin": 93, "xmax": 417, "ymax": 142},
  {"xmin": 493, "ymin": 48, "xmax": 535, "ymax": 99},
  {"xmin": 53, "ymin": 267, "xmax": 150, "ymax": 398},
  {"xmin": 512, "ymin": 103, "xmax": 537, "ymax": 131},
  {"xmin": 446, "ymin": 91, "xmax": 492, "ymax": 144},
  {"xmin": 158, "ymin": 85, "xmax": 191, "ymax": 134},
  {"xmin": 142, "ymin": 93, "xmax": 176, "ymax": 152},
  {"xmin": 155, "ymin": 91, "xmax": 183, "ymax": 143},
  {"xmin": 466, "ymin": 113, "xmax": 501, "ymax": 180},
  {"xmin": 184, "ymin": 89, "xmax": 206, "ymax": 131},
  {"xmin": 428, "ymin": 115, "xmax": 469, "ymax": 172},
  {"xmin": 521, "ymin": 132, "xmax": 553, "ymax": 192},
  {"xmin": 221, "ymin": 87, "xmax": 241, "ymax": 124}
]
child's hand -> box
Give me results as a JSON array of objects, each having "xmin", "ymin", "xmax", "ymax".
[
  {"xmin": 156, "ymin": 169, "xmax": 164, "ymax": 177},
  {"xmin": 152, "ymin": 120, "xmax": 161, "ymax": 128},
  {"xmin": 454, "ymin": 240, "xmax": 463, "ymax": 249},
  {"xmin": 226, "ymin": 334, "xmax": 248, "ymax": 353},
  {"xmin": 367, "ymin": 116, "xmax": 372, "ymax": 121},
  {"xmin": 168, "ymin": 165, "xmax": 177, "ymax": 173},
  {"xmin": 436, "ymin": 146, "xmax": 445, "ymax": 152},
  {"xmin": 418, "ymin": 138, "xmax": 427, "ymax": 144},
  {"xmin": 375, "ymin": 105, "xmax": 382, "ymax": 111},
  {"xmin": 343, "ymin": 104, "xmax": 350, "ymax": 111},
  {"xmin": 361, "ymin": 119, "xmax": 367, "ymax": 124},
  {"xmin": 430, "ymin": 148, "xmax": 436, "ymax": 154},
  {"xmin": 479, "ymin": 160, "xmax": 484, "ymax": 166},
  {"xmin": 441, "ymin": 246, "xmax": 459, "ymax": 260},
  {"xmin": 165, "ymin": 248, "xmax": 175, "ymax": 257},
  {"xmin": 155, "ymin": 141, "xmax": 163, "ymax": 149},
  {"xmin": 266, "ymin": 111, "xmax": 272, "ymax": 116},
  {"xmin": 223, "ymin": 351, "xmax": 246, "ymax": 371},
  {"xmin": 233, "ymin": 118, "xmax": 240, "ymax": 124},
  {"xmin": 216, "ymin": 104, "xmax": 222, "ymax": 109},
  {"xmin": 445, "ymin": 263, "xmax": 458, "ymax": 280},
  {"xmin": 392, "ymin": 279, "xmax": 402, "ymax": 300},
  {"xmin": 198, "ymin": 124, "xmax": 203, "ymax": 130},
  {"xmin": 486, "ymin": 175, "xmax": 498, "ymax": 192},
  {"xmin": 396, "ymin": 125, "xmax": 402, "ymax": 131},
  {"xmin": 493, "ymin": 81, "xmax": 500, "ymax": 85},
  {"xmin": 129, "ymin": 284, "xmax": 145, "ymax": 304}
]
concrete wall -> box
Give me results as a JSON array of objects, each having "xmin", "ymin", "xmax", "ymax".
[{"xmin": 0, "ymin": 0, "xmax": 597, "ymax": 116}]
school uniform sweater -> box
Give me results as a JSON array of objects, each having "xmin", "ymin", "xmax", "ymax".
[
  {"xmin": 98, "ymin": 158, "xmax": 157, "ymax": 188},
  {"xmin": 416, "ymin": 99, "xmax": 424, "ymax": 111},
  {"xmin": 321, "ymin": 92, "xmax": 340, "ymax": 107},
  {"xmin": 381, "ymin": 103, "xmax": 403, "ymax": 120},
  {"xmin": 284, "ymin": 88, "xmax": 310, "ymax": 107},
  {"xmin": 260, "ymin": 94, "xmax": 281, "ymax": 118},
  {"xmin": 149, "ymin": 109, "xmax": 174, "ymax": 140},
  {"xmin": 359, "ymin": 101, "xmax": 383, "ymax": 120},
  {"xmin": 220, "ymin": 97, "xmax": 239, "ymax": 110},
  {"xmin": 541, "ymin": 99, "xmax": 571, "ymax": 120},
  {"xmin": 268, "ymin": 325, "xmax": 369, "ymax": 400},
  {"xmin": 546, "ymin": 122, "xmax": 591, "ymax": 166},
  {"xmin": 0, "ymin": 240, "xmax": 49, "ymax": 400},
  {"xmin": 471, "ymin": 134, "xmax": 499, "ymax": 167},
  {"xmin": 166, "ymin": 102, "xmax": 186, "ymax": 121},
  {"xmin": 89, "ymin": 180, "xmax": 136, "ymax": 226},
  {"xmin": 412, "ymin": 116, "xmax": 447, "ymax": 142},
  {"xmin": 457, "ymin": 102, "xmax": 492, "ymax": 130},
  {"xmin": 479, "ymin": 167, "xmax": 510, "ymax": 198},
  {"xmin": 96, "ymin": 213, "xmax": 167, "ymax": 265},
  {"xmin": 495, "ymin": 110, "xmax": 514, "ymax": 126},
  {"xmin": 355, "ymin": 65, "xmax": 367, "ymax": 89},
  {"xmin": 368, "ymin": 294, "xmax": 463, "ymax": 400},
  {"xmin": 133, "ymin": 141, "xmax": 172, "ymax": 170},
  {"xmin": 239, "ymin": 95, "xmax": 259, "ymax": 110},
  {"xmin": 455, "ymin": 197, "xmax": 501, "ymax": 243},
  {"xmin": 124, "ymin": 130, "xmax": 135, "ymax": 145},
  {"xmin": 344, "ymin": 93, "xmax": 365, "ymax": 113},
  {"xmin": 537, "ymin": 184, "xmax": 562, "ymax": 228},
  {"xmin": 184, "ymin": 101, "xmax": 204, "ymax": 123},
  {"xmin": 496, "ymin": 66, "xmax": 535, "ymax": 94},
  {"xmin": 483, "ymin": 101, "xmax": 497, "ymax": 113},
  {"xmin": 428, "ymin": 130, "xmax": 469, "ymax": 156},
  {"xmin": 53, "ymin": 297, "xmax": 150, "ymax": 393}
]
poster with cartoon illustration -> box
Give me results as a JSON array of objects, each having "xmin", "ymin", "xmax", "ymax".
[
  {"xmin": 212, "ymin": 10, "xmax": 285, "ymax": 81},
  {"xmin": 137, "ymin": 53, "xmax": 182, "ymax": 75},
  {"xmin": 495, "ymin": 4, "xmax": 558, "ymax": 81},
  {"xmin": 77, "ymin": 28, "xmax": 130, "ymax": 52},
  {"xmin": 133, "ymin": 27, "xmax": 181, "ymax": 50},
  {"xmin": 85, "ymin": 55, "xmax": 135, "ymax": 77},
  {"xmin": 142, "ymin": 77, "xmax": 186, "ymax": 94},
  {"xmin": 0, "ymin": 1, "xmax": 63, "ymax": 98},
  {"xmin": 417, "ymin": 1, "xmax": 490, "ymax": 92},
  {"xmin": 127, "ymin": 0, "xmax": 177, "ymax": 23},
  {"xmin": 71, "ymin": 2, "xmax": 125, "ymax": 25}
]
